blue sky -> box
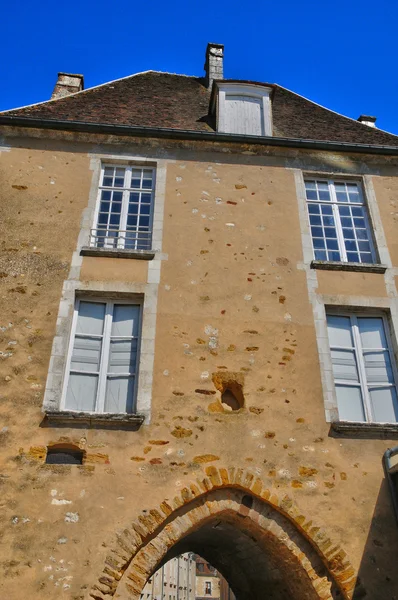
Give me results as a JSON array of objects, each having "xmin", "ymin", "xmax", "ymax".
[{"xmin": 2, "ymin": 0, "xmax": 397, "ymax": 134}]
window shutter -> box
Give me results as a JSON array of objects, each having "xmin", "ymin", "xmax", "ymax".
[{"xmin": 225, "ymin": 95, "xmax": 263, "ymax": 135}]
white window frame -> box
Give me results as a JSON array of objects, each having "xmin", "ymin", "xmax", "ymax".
[
  {"xmin": 327, "ymin": 311, "xmax": 398, "ymax": 423},
  {"xmin": 91, "ymin": 164, "xmax": 156, "ymax": 250},
  {"xmin": 217, "ymin": 82, "xmax": 273, "ymax": 136},
  {"xmin": 60, "ymin": 297, "xmax": 143, "ymax": 414},
  {"xmin": 305, "ymin": 178, "xmax": 377, "ymax": 264}
]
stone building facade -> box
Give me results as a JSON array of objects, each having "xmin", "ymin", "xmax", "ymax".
[
  {"xmin": 0, "ymin": 42, "xmax": 398, "ymax": 600},
  {"xmin": 194, "ymin": 555, "xmax": 220, "ymax": 599},
  {"xmin": 140, "ymin": 553, "xmax": 195, "ymax": 600}
]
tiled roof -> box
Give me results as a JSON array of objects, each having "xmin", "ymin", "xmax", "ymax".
[{"xmin": 2, "ymin": 71, "xmax": 398, "ymax": 146}]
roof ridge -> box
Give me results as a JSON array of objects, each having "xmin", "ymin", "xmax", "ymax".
[
  {"xmin": 0, "ymin": 70, "xmax": 201, "ymax": 115},
  {"xmin": 274, "ymin": 83, "xmax": 398, "ymax": 139}
]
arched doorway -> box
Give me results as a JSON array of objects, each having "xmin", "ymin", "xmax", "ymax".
[{"xmin": 89, "ymin": 471, "xmax": 359, "ymax": 600}]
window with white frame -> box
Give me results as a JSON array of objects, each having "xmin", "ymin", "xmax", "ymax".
[
  {"xmin": 305, "ymin": 179, "xmax": 376, "ymax": 264},
  {"xmin": 205, "ymin": 582, "xmax": 212, "ymax": 595},
  {"xmin": 91, "ymin": 165, "xmax": 155, "ymax": 250},
  {"xmin": 326, "ymin": 313, "xmax": 398, "ymax": 423},
  {"xmin": 62, "ymin": 299, "xmax": 142, "ymax": 414}
]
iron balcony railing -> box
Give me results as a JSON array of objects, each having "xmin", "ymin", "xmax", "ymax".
[{"xmin": 89, "ymin": 228, "xmax": 152, "ymax": 251}]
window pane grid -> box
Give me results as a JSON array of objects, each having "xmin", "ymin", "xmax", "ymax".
[
  {"xmin": 305, "ymin": 179, "xmax": 376, "ymax": 264},
  {"xmin": 93, "ymin": 165, "xmax": 155, "ymax": 250},
  {"xmin": 327, "ymin": 314, "xmax": 398, "ymax": 423}
]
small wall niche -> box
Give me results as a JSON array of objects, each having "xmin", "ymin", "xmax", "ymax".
[
  {"xmin": 242, "ymin": 494, "xmax": 253, "ymax": 509},
  {"xmin": 46, "ymin": 445, "xmax": 84, "ymax": 465},
  {"xmin": 212, "ymin": 371, "xmax": 245, "ymax": 412}
]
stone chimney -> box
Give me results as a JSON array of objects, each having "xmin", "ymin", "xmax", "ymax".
[
  {"xmin": 51, "ymin": 73, "xmax": 84, "ymax": 100},
  {"xmin": 357, "ymin": 114, "xmax": 377, "ymax": 128},
  {"xmin": 204, "ymin": 43, "xmax": 224, "ymax": 89}
]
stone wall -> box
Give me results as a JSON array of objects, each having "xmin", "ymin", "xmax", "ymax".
[{"xmin": 0, "ymin": 130, "xmax": 397, "ymax": 599}]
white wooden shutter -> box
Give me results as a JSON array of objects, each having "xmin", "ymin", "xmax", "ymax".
[{"xmin": 224, "ymin": 95, "xmax": 264, "ymax": 135}]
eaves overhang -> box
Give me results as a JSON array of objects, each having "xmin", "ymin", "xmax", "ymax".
[{"xmin": 1, "ymin": 115, "xmax": 398, "ymax": 156}]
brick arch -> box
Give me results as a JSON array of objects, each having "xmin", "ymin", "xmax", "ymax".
[{"xmin": 89, "ymin": 466, "xmax": 361, "ymax": 600}]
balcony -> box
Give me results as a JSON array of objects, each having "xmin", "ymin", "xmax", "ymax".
[{"xmin": 80, "ymin": 228, "xmax": 155, "ymax": 260}]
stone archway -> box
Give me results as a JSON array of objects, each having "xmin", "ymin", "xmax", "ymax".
[{"xmin": 89, "ymin": 467, "xmax": 361, "ymax": 600}]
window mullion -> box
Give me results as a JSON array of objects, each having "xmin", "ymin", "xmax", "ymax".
[
  {"xmin": 351, "ymin": 315, "xmax": 373, "ymax": 422},
  {"xmin": 97, "ymin": 302, "xmax": 113, "ymax": 413},
  {"xmin": 119, "ymin": 189, "xmax": 130, "ymax": 249},
  {"xmin": 328, "ymin": 181, "xmax": 344, "ymax": 262},
  {"xmin": 333, "ymin": 203, "xmax": 346, "ymax": 261}
]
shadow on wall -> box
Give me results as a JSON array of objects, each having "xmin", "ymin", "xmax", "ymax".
[{"xmin": 354, "ymin": 478, "xmax": 398, "ymax": 599}]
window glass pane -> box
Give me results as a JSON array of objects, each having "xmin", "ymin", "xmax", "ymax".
[
  {"xmin": 369, "ymin": 387, "xmax": 398, "ymax": 423},
  {"xmin": 101, "ymin": 190, "xmax": 111, "ymax": 201},
  {"xmin": 363, "ymin": 351, "xmax": 393, "ymax": 384},
  {"xmin": 358, "ymin": 317, "xmax": 386, "ymax": 348},
  {"xmin": 352, "ymin": 206, "xmax": 363, "ymax": 216},
  {"xmin": 311, "ymin": 226, "xmax": 323, "ymax": 238},
  {"xmin": 336, "ymin": 385, "xmax": 365, "ymax": 421},
  {"xmin": 314, "ymin": 250, "xmax": 327, "ymax": 260},
  {"xmin": 76, "ymin": 302, "xmax": 105, "ymax": 335},
  {"xmin": 111, "ymin": 304, "xmax": 140, "ymax": 337},
  {"xmin": 71, "ymin": 337, "xmax": 102, "ymax": 372},
  {"xmin": 105, "ymin": 377, "xmax": 135, "ymax": 413},
  {"xmin": 109, "ymin": 213, "xmax": 121, "ymax": 226},
  {"xmin": 309, "ymin": 215, "xmax": 322, "ymax": 225},
  {"xmin": 336, "ymin": 192, "xmax": 348, "ymax": 202},
  {"xmin": 343, "ymin": 229, "xmax": 355, "ymax": 240},
  {"xmin": 346, "ymin": 252, "xmax": 359, "ymax": 262},
  {"xmin": 306, "ymin": 190, "xmax": 317, "ymax": 201},
  {"xmin": 326, "ymin": 239, "xmax": 338, "ymax": 250},
  {"xmin": 356, "ymin": 229, "xmax": 368, "ymax": 240},
  {"xmin": 321, "ymin": 205, "xmax": 333, "ymax": 215},
  {"xmin": 331, "ymin": 349, "xmax": 360, "ymax": 382},
  {"xmin": 360, "ymin": 253, "xmax": 372, "ymax": 263},
  {"xmin": 339, "ymin": 206, "xmax": 350, "ymax": 216},
  {"xmin": 66, "ymin": 373, "xmax": 98, "ymax": 411},
  {"xmin": 327, "ymin": 315, "xmax": 353, "ymax": 347},
  {"xmin": 112, "ymin": 191, "xmax": 123, "ymax": 202}
]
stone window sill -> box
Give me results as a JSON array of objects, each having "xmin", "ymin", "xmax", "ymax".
[
  {"xmin": 80, "ymin": 246, "xmax": 156, "ymax": 260},
  {"xmin": 44, "ymin": 410, "xmax": 145, "ymax": 430},
  {"xmin": 331, "ymin": 421, "xmax": 398, "ymax": 439},
  {"xmin": 311, "ymin": 260, "xmax": 387, "ymax": 274}
]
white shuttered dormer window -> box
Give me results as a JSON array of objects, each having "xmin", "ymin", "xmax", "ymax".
[
  {"xmin": 62, "ymin": 299, "xmax": 142, "ymax": 414},
  {"xmin": 327, "ymin": 314, "xmax": 398, "ymax": 423},
  {"xmin": 91, "ymin": 165, "xmax": 155, "ymax": 250},
  {"xmin": 217, "ymin": 83, "xmax": 272, "ymax": 137}
]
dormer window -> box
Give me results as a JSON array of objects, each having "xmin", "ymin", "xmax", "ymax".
[{"xmin": 216, "ymin": 83, "xmax": 273, "ymax": 136}]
